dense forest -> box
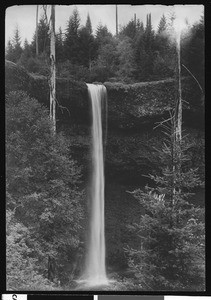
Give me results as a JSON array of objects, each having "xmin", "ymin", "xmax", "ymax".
[
  {"xmin": 6, "ymin": 8, "xmax": 204, "ymax": 86},
  {"xmin": 6, "ymin": 6, "xmax": 205, "ymax": 291}
]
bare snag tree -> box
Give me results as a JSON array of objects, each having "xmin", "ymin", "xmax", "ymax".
[{"xmin": 50, "ymin": 5, "xmax": 56, "ymax": 133}]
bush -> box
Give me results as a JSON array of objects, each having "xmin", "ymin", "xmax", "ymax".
[
  {"xmin": 57, "ymin": 60, "xmax": 90, "ymax": 82},
  {"xmin": 6, "ymin": 210, "xmax": 57, "ymax": 291},
  {"xmin": 6, "ymin": 90, "xmax": 84, "ymax": 289},
  {"xmin": 18, "ymin": 53, "xmax": 50, "ymax": 76}
]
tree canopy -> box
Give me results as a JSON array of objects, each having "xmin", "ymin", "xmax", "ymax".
[{"xmin": 5, "ymin": 9, "xmax": 204, "ymax": 84}]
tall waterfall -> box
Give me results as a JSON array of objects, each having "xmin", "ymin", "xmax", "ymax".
[{"xmin": 82, "ymin": 84, "xmax": 108, "ymax": 286}]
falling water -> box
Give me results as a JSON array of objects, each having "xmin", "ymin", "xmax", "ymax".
[{"xmin": 81, "ymin": 84, "xmax": 108, "ymax": 287}]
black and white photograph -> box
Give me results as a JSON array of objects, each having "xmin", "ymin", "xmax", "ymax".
[{"xmin": 5, "ymin": 4, "xmax": 205, "ymax": 292}]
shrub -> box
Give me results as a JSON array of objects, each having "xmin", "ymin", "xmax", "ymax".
[{"xmin": 6, "ymin": 91, "xmax": 84, "ymax": 289}]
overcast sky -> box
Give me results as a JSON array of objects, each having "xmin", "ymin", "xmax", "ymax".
[{"xmin": 5, "ymin": 4, "xmax": 204, "ymax": 46}]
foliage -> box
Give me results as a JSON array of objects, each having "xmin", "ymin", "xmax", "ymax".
[
  {"xmin": 6, "ymin": 90, "xmax": 84, "ymax": 289},
  {"xmin": 31, "ymin": 14, "xmax": 50, "ymax": 56},
  {"xmin": 157, "ymin": 14, "xmax": 167, "ymax": 34},
  {"xmin": 20, "ymin": 52, "xmax": 50, "ymax": 76},
  {"xmin": 57, "ymin": 60, "xmax": 90, "ymax": 81},
  {"xmin": 125, "ymin": 116, "xmax": 205, "ymax": 290},
  {"xmin": 116, "ymin": 36, "xmax": 136, "ymax": 82},
  {"xmin": 64, "ymin": 7, "xmax": 81, "ymax": 63},
  {"xmin": 78, "ymin": 25, "xmax": 96, "ymax": 68},
  {"xmin": 6, "ymin": 209, "xmax": 57, "ymax": 290},
  {"xmin": 93, "ymin": 36, "xmax": 118, "ymax": 81},
  {"xmin": 95, "ymin": 23, "xmax": 113, "ymax": 47},
  {"xmin": 119, "ymin": 19, "xmax": 137, "ymax": 40},
  {"xmin": 6, "ymin": 9, "xmax": 204, "ymax": 85},
  {"xmin": 181, "ymin": 15, "xmax": 204, "ymax": 90},
  {"xmin": 56, "ymin": 27, "xmax": 65, "ymax": 63},
  {"xmin": 5, "ymin": 27, "xmax": 23, "ymax": 63},
  {"xmin": 17, "ymin": 39, "xmax": 33, "ymax": 68}
]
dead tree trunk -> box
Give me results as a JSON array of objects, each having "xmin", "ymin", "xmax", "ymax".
[
  {"xmin": 173, "ymin": 35, "xmax": 182, "ymax": 199},
  {"xmin": 36, "ymin": 5, "xmax": 39, "ymax": 56},
  {"xmin": 50, "ymin": 5, "xmax": 56, "ymax": 133},
  {"xmin": 116, "ymin": 5, "xmax": 118, "ymax": 36},
  {"xmin": 175, "ymin": 36, "xmax": 182, "ymax": 143}
]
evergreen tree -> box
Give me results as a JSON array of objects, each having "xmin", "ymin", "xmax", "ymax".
[
  {"xmin": 144, "ymin": 13, "xmax": 154, "ymax": 50},
  {"xmin": 77, "ymin": 14, "xmax": 96, "ymax": 68},
  {"xmin": 145, "ymin": 13, "xmax": 152, "ymax": 33},
  {"xmin": 157, "ymin": 14, "xmax": 167, "ymax": 33},
  {"xmin": 116, "ymin": 36, "xmax": 136, "ymax": 82},
  {"xmin": 85, "ymin": 13, "xmax": 92, "ymax": 35},
  {"xmin": 18, "ymin": 39, "xmax": 33, "ymax": 68},
  {"xmin": 6, "ymin": 27, "xmax": 23, "ymax": 62},
  {"xmin": 31, "ymin": 14, "xmax": 50, "ymax": 56},
  {"xmin": 95, "ymin": 23, "xmax": 112, "ymax": 47},
  {"xmin": 13, "ymin": 26, "xmax": 23, "ymax": 57},
  {"xmin": 78, "ymin": 26, "xmax": 96, "ymax": 68},
  {"xmin": 64, "ymin": 7, "xmax": 81, "ymax": 63},
  {"xmin": 95, "ymin": 35, "xmax": 118, "ymax": 78},
  {"xmin": 136, "ymin": 19, "xmax": 144, "ymax": 34},
  {"xmin": 56, "ymin": 27, "xmax": 64, "ymax": 63},
  {"xmin": 119, "ymin": 19, "xmax": 136, "ymax": 40},
  {"xmin": 5, "ymin": 39, "xmax": 15, "ymax": 62},
  {"xmin": 152, "ymin": 13, "xmax": 175, "ymax": 79},
  {"xmin": 125, "ymin": 118, "xmax": 205, "ymax": 290},
  {"xmin": 181, "ymin": 16, "xmax": 204, "ymax": 91}
]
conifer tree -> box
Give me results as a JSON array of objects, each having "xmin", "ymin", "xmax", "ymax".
[
  {"xmin": 31, "ymin": 14, "xmax": 50, "ymax": 56},
  {"xmin": 6, "ymin": 27, "xmax": 23, "ymax": 62},
  {"xmin": 136, "ymin": 19, "xmax": 144, "ymax": 33},
  {"xmin": 85, "ymin": 13, "xmax": 92, "ymax": 35},
  {"xmin": 17, "ymin": 39, "xmax": 32, "ymax": 68},
  {"xmin": 95, "ymin": 23, "xmax": 112, "ymax": 47},
  {"xmin": 119, "ymin": 19, "xmax": 136, "ymax": 40},
  {"xmin": 56, "ymin": 27, "xmax": 64, "ymax": 63},
  {"xmin": 158, "ymin": 14, "xmax": 167, "ymax": 33},
  {"xmin": 5, "ymin": 39, "xmax": 15, "ymax": 62},
  {"xmin": 64, "ymin": 7, "xmax": 81, "ymax": 63},
  {"xmin": 126, "ymin": 116, "xmax": 205, "ymax": 290}
]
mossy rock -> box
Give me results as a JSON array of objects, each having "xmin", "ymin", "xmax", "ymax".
[
  {"xmin": 5, "ymin": 60, "xmax": 203, "ymax": 129},
  {"xmin": 5, "ymin": 60, "xmax": 88, "ymax": 126}
]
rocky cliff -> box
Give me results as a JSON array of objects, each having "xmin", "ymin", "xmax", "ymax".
[{"xmin": 5, "ymin": 60, "xmax": 204, "ymax": 130}]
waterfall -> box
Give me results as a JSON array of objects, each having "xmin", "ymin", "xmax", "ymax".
[{"xmin": 82, "ymin": 84, "xmax": 108, "ymax": 287}]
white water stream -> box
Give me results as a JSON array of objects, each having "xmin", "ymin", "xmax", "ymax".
[{"xmin": 81, "ymin": 84, "xmax": 108, "ymax": 287}]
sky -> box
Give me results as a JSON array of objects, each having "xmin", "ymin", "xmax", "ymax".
[{"xmin": 5, "ymin": 4, "xmax": 204, "ymax": 46}]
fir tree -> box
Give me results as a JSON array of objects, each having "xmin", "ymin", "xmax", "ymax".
[
  {"xmin": 136, "ymin": 19, "xmax": 144, "ymax": 34},
  {"xmin": 64, "ymin": 7, "xmax": 81, "ymax": 63},
  {"xmin": 85, "ymin": 13, "xmax": 92, "ymax": 35},
  {"xmin": 116, "ymin": 37, "xmax": 136, "ymax": 82},
  {"xmin": 56, "ymin": 27, "xmax": 64, "ymax": 63},
  {"xmin": 5, "ymin": 39, "xmax": 15, "ymax": 62},
  {"xmin": 119, "ymin": 19, "xmax": 136, "ymax": 40},
  {"xmin": 157, "ymin": 14, "xmax": 167, "ymax": 33},
  {"xmin": 31, "ymin": 14, "xmax": 50, "ymax": 56},
  {"xmin": 6, "ymin": 27, "xmax": 23, "ymax": 62},
  {"xmin": 125, "ymin": 116, "xmax": 205, "ymax": 291},
  {"xmin": 95, "ymin": 23, "xmax": 112, "ymax": 47},
  {"xmin": 17, "ymin": 39, "xmax": 32, "ymax": 68}
]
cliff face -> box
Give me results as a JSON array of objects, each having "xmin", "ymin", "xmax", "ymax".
[
  {"xmin": 5, "ymin": 60, "xmax": 204, "ymax": 130},
  {"xmin": 5, "ymin": 60, "xmax": 204, "ymax": 268}
]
